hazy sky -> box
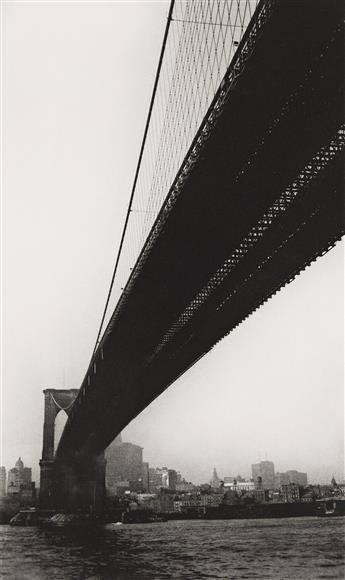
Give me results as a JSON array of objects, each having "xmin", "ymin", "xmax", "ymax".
[{"xmin": 2, "ymin": 0, "xmax": 344, "ymax": 486}]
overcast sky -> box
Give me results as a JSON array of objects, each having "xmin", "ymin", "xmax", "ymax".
[{"xmin": 2, "ymin": 0, "xmax": 344, "ymax": 486}]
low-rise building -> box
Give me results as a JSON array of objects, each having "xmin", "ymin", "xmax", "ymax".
[
  {"xmin": 281, "ymin": 483, "xmax": 300, "ymax": 503},
  {"xmin": 222, "ymin": 490, "xmax": 240, "ymax": 506},
  {"xmin": 173, "ymin": 492, "xmax": 223, "ymax": 513},
  {"xmin": 300, "ymin": 491, "xmax": 314, "ymax": 502},
  {"xmin": 224, "ymin": 480, "xmax": 255, "ymax": 492},
  {"xmin": 159, "ymin": 490, "xmax": 175, "ymax": 512},
  {"xmin": 136, "ymin": 493, "xmax": 161, "ymax": 512},
  {"xmin": 202, "ymin": 493, "xmax": 224, "ymax": 508},
  {"xmin": 253, "ymin": 489, "xmax": 268, "ymax": 503},
  {"xmin": 175, "ymin": 481, "xmax": 195, "ymax": 493}
]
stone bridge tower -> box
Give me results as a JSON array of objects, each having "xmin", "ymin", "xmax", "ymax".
[{"xmin": 39, "ymin": 388, "xmax": 78, "ymax": 509}]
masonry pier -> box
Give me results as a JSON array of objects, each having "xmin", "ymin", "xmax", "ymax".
[{"xmin": 39, "ymin": 389, "xmax": 106, "ymax": 515}]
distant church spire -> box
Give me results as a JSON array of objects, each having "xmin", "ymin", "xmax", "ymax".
[
  {"xmin": 331, "ymin": 475, "xmax": 338, "ymax": 488},
  {"xmin": 210, "ymin": 467, "xmax": 220, "ymax": 487}
]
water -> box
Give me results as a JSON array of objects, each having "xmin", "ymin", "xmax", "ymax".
[{"xmin": 1, "ymin": 517, "xmax": 344, "ymax": 579}]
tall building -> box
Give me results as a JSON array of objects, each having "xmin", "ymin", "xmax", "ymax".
[
  {"xmin": 148, "ymin": 467, "xmax": 164, "ymax": 492},
  {"xmin": 251, "ymin": 461, "xmax": 275, "ymax": 489},
  {"xmin": 105, "ymin": 438, "xmax": 144, "ymax": 494},
  {"xmin": 275, "ymin": 472, "xmax": 289, "ymax": 488},
  {"xmin": 148, "ymin": 467, "xmax": 167, "ymax": 492},
  {"xmin": 147, "ymin": 467, "xmax": 178, "ymax": 492},
  {"xmin": 285, "ymin": 470, "xmax": 308, "ymax": 487},
  {"xmin": 142, "ymin": 462, "xmax": 150, "ymax": 492},
  {"xmin": 7, "ymin": 458, "xmax": 34, "ymax": 502},
  {"xmin": 252, "ymin": 463, "xmax": 261, "ymax": 483},
  {"xmin": 275, "ymin": 470, "xmax": 307, "ymax": 488},
  {"xmin": 167, "ymin": 469, "xmax": 178, "ymax": 491},
  {"xmin": 0, "ymin": 467, "xmax": 6, "ymax": 496}
]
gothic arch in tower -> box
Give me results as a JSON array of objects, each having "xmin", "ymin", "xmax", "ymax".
[{"xmin": 41, "ymin": 389, "xmax": 79, "ymax": 461}]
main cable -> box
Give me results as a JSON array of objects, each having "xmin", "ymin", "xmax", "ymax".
[{"xmin": 92, "ymin": 0, "xmax": 176, "ymax": 357}]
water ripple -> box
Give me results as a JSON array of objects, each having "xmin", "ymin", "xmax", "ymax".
[{"xmin": 0, "ymin": 517, "xmax": 344, "ymax": 579}]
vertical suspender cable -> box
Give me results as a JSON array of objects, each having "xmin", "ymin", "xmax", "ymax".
[{"xmin": 92, "ymin": 0, "xmax": 176, "ymax": 357}]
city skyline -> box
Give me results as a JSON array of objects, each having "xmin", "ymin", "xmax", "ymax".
[
  {"xmin": 3, "ymin": 446, "xmax": 344, "ymax": 526},
  {"xmin": 2, "ymin": 0, "xmax": 344, "ymax": 488},
  {"xmin": 0, "ymin": 440, "xmax": 341, "ymax": 490}
]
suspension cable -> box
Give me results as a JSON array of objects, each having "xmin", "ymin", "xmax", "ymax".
[{"xmin": 92, "ymin": 0, "xmax": 176, "ymax": 357}]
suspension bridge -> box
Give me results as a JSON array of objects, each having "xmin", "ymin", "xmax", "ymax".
[{"xmin": 39, "ymin": 0, "xmax": 344, "ymax": 511}]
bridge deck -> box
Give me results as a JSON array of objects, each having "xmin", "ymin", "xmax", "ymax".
[{"xmin": 58, "ymin": 0, "xmax": 344, "ymax": 460}]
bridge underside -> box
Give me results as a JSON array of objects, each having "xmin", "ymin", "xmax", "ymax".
[{"xmin": 58, "ymin": 0, "xmax": 344, "ymax": 463}]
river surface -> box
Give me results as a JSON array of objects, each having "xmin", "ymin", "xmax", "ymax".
[{"xmin": 1, "ymin": 517, "xmax": 344, "ymax": 579}]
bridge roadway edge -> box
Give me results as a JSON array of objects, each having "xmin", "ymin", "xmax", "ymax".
[{"xmin": 50, "ymin": 0, "xmax": 344, "ymax": 510}]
